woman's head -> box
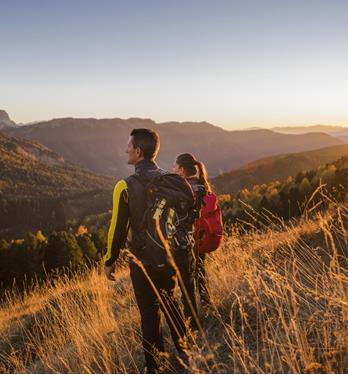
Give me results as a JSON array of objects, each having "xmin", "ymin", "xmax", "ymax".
[
  {"xmin": 174, "ymin": 153, "xmax": 197, "ymax": 177},
  {"xmin": 174, "ymin": 153, "xmax": 212, "ymax": 192}
]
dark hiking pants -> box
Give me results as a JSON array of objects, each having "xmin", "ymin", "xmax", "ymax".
[
  {"xmin": 176, "ymin": 251, "xmax": 199, "ymax": 330},
  {"xmin": 130, "ymin": 263, "xmax": 187, "ymax": 372},
  {"xmin": 177, "ymin": 252, "xmax": 211, "ymax": 330},
  {"xmin": 196, "ymin": 253, "xmax": 211, "ymax": 307}
]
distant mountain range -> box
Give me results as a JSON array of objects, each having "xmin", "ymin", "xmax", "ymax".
[
  {"xmin": 1, "ymin": 109, "xmax": 348, "ymax": 236},
  {"xmin": 212, "ymin": 144, "xmax": 348, "ymax": 195},
  {"xmin": 271, "ymin": 125, "xmax": 348, "ymax": 140},
  {"xmin": 2, "ymin": 113, "xmax": 345, "ymax": 178},
  {"xmin": 0, "ymin": 131, "xmax": 114, "ymax": 237}
]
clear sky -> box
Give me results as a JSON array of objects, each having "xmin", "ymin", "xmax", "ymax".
[{"xmin": 1, "ymin": 0, "xmax": 348, "ymax": 129}]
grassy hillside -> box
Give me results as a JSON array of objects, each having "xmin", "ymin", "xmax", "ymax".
[
  {"xmin": 4, "ymin": 117, "xmax": 343, "ymax": 177},
  {"xmin": 0, "ymin": 131, "xmax": 114, "ymax": 237},
  {"xmin": 0, "ymin": 200, "xmax": 347, "ymax": 373},
  {"xmin": 213, "ymin": 144, "xmax": 348, "ymax": 195}
]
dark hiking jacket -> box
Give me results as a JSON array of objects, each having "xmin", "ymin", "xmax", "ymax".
[{"xmin": 103, "ymin": 159, "xmax": 165, "ymax": 267}]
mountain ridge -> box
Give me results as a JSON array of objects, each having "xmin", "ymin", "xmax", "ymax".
[
  {"xmin": 212, "ymin": 144, "xmax": 348, "ymax": 195},
  {"xmin": 4, "ymin": 116, "xmax": 343, "ymax": 178},
  {"xmin": 271, "ymin": 124, "xmax": 348, "ymax": 136}
]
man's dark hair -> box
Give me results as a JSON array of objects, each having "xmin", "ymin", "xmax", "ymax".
[{"xmin": 130, "ymin": 128, "xmax": 160, "ymax": 160}]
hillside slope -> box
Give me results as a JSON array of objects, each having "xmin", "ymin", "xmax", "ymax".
[
  {"xmin": 0, "ymin": 132, "xmax": 114, "ymax": 237},
  {"xmin": 218, "ymin": 153, "xmax": 348, "ymax": 226},
  {"xmin": 213, "ymin": 144, "xmax": 348, "ymax": 194},
  {"xmin": 0, "ymin": 202, "xmax": 347, "ymax": 373},
  {"xmin": 339, "ymin": 135, "xmax": 348, "ymax": 143},
  {"xmin": 4, "ymin": 116, "xmax": 343, "ymax": 177}
]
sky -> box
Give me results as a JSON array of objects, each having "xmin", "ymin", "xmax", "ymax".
[{"xmin": 1, "ymin": 0, "xmax": 348, "ymax": 130}]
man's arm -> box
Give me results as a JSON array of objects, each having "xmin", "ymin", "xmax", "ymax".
[{"xmin": 103, "ymin": 179, "xmax": 130, "ymax": 279}]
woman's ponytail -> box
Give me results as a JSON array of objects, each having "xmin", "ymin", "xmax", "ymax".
[{"xmin": 195, "ymin": 160, "xmax": 212, "ymax": 193}]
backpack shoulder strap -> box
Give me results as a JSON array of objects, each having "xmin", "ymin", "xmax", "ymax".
[{"xmin": 194, "ymin": 185, "xmax": 207, "ymax": 210}]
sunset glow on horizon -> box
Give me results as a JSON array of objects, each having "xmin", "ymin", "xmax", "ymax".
[{"xmin": 1, "ymin": 0, "xmax": 348, "ymax": 130}]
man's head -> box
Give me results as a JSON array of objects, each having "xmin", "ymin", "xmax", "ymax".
[{"xmin": 127, "ymin": 128, "xmax": 160, "ymax": 165}]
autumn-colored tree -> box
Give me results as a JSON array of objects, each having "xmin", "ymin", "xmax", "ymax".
[{"xmin": 76, "ymin": 225, "xmax": 88, "ymax": 236}]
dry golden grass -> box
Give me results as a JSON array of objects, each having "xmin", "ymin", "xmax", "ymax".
[{"xmin": 0, "ymin": 201, "xmax": 347, "ymax": 373}]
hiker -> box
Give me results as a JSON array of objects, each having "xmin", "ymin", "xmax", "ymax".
[
  {"xmin": 174, "ymin": 153, "xmax": 223, "ymax": 320},
  {"xmin": 103, "ymin": 129, "xmax": 194, "ymax": 373}
]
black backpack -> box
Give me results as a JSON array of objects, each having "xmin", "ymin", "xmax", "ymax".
[{"xmin": 135, "ymin": 172, "xmax": 195, "ymax": 271}]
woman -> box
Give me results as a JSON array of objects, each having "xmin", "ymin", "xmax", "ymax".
[{"xmin": 173, "ymin": 153, "xmax": 213, "ymax": 325}]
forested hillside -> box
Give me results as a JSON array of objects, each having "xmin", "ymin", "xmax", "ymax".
[
  {"xmin": 213, "ymin": 145, "xmax": 348, "ymax": 194},
  {"xmin": 220, "ymin": 154, "xmax": 348, "ymax": 225},
  {"xmin": 0, "ymin": 132, "xmax": 114, "ymax": 237}
]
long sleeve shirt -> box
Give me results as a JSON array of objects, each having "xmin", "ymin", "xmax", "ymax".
[{"xmin": 103, "ymin": 179, "xmax": 130, "ymax": 267}]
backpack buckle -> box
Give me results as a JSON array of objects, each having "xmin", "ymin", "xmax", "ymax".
[{"xmin": 153, "ymin": 198, "xmax": 166, "ymax": 220}]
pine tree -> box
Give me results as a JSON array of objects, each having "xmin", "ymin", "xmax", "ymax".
[
  {"xmin": 91, "ymin": 228, "xmax": 107, "ymax": 256},
  {"xmin": 44, "ymin": 231, "xmax": 83, "ymax": 270},
  {"xmin": 299, "ymin": 177, "xmax": 312, "ymax": 196},
  {"xmin": 21, "ymin": 232, "xmax": 46, "ymax": 277},
  {"xmin": 77, "ymin": 234, "xmax": 99, "ymax": 262}
]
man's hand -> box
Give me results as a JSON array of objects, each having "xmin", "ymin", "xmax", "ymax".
[{"xmin": 104, "ymin": 263, "xmax": 116, "ymax": 281}]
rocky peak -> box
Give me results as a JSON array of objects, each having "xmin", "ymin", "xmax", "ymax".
[{"xmin": 0, "ymin": 110, "xmax": 17, "ymax": 130}]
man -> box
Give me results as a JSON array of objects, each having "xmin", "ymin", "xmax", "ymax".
[{"xmin": 104, "ymin": 128, "xmax": 188, "ymax": 373}]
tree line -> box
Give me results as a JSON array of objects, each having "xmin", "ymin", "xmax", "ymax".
[
  {"xmin": 0, "ymin": 226, "xmax": 107, "ymax": 290},
  {"xmin": 219, "ymin": 155, "xmax": 348, "ymax": 226}
]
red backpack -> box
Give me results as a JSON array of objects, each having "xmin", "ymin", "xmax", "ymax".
[{"xmin": 194, "ymin": 192, "xmax": 224, "ymax": 254}]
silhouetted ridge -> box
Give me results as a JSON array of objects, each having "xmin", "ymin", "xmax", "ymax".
[{"xmin": 4, "ymin": 116, "xmax": 343, "ymax": 177}]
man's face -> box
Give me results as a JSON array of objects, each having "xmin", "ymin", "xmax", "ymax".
[{"xmin": 126, "ymin": 136, "xmax": 142, "ymax": 165}]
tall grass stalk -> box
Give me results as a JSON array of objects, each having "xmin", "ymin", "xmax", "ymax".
[{"xmin": 0, "ymin": 198, "xmax": 347, "ymax": 373}]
